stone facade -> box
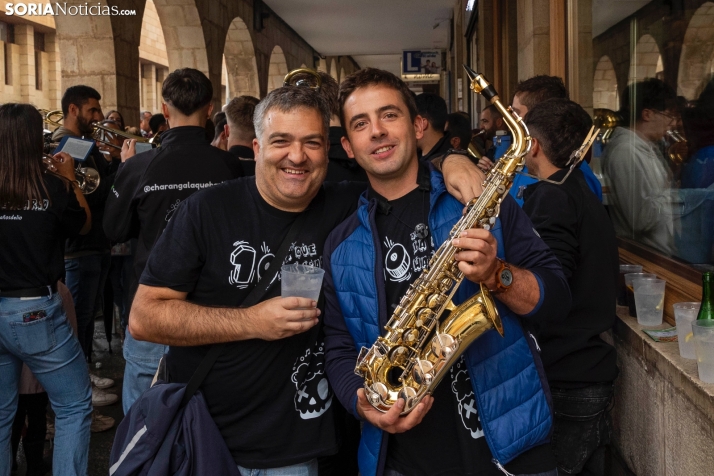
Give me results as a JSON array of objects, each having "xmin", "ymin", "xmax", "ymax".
[{"xmin": 0, "ymin": 0, "xmax": 359, "ymax": 126}]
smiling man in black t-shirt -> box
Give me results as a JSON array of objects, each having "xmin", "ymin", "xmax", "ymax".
[{"xmin": 129, "ymin": 86, "xmax": 356, "ymax": 475}]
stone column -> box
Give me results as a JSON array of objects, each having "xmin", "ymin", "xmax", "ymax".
[
  {"xmin": 517, "ymin": 0, "xmax": 551, "ymax": 80},
  {"xmin": 13, "ymin": 23, "xmax": 34, "ymax": 102}
]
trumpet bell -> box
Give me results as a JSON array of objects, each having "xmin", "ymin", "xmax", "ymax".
[{"xmin": 78, "ymin": 166, "xmax": 100, "ymax": 194}]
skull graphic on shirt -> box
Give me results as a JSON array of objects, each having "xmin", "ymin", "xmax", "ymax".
[
  {"xmin": 450, "ymin": 357, "xmax": 484, "ymax": 439},
  {"xmin": 291, "ymin": 342, "xmax": 333, "ymax": 419}
]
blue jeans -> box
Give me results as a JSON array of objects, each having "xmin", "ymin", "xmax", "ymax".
[
  {"xmin": 0, "ymin": 293, "xmax": 92, "ymax": 476},
  {"xmin": 551, "ymin": 383, "xmax": 614, "ymax": 475},
  {"xmin": 122, "ymin": 330, "xmax": 167, "ymax": 414},
  {"xmin": 237, "ymin": 459, "xmax": 317, "ymax": 476},
  {"xmin": 65, "ymin": 254, "xmax": 106, "ymax": 360}
]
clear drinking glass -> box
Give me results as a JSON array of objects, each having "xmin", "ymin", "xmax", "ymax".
[
  {"xmin": 692, "ymin": 320, "xmax": 714, "ymax": 384},
  {"xmin": 674, "ymin": 302, "xmax": 701, "ymax": 359},
  {"xmin": 624, "ymin": 273, "xmax": 657, "ymax": 317},
  {"xmin": 618, "ymin": 265, "xmax": 643, "ymax": 306},
  {"xmin": 633, "ymin": 278, "xmax": 666, "ymax": 327},
  {"xmin": 281, "ymin": 264, "xmax": 325, "ymax": 303}
]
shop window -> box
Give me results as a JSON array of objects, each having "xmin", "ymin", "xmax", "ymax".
[{"xmin": 593, "ymin": 3, "xmax": 714, "ymax": 270}]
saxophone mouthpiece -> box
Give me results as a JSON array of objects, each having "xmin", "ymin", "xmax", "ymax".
[
  {"xmin": 462, "ymin": 64, "xmax": 499, "ymax": 102},
  {"xmin": 463, "ymin": 64, "xmax": 479, "ymax": 82}
]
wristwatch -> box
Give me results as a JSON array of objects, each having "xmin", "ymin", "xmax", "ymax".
[{"xmin": 490, "ymin": 259, "xmax": 513, "ymax": 294}]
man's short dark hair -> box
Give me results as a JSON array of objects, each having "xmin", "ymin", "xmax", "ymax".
[
  {"xmin": 483, "ymin": 104, "xmax": 502, "ymax": 120},
  {"xmin": 446, "ymin": 112, "xmax": 471, "ymax": 150},
  {"xmin": 161, "ymin": 68, "xmax": 213, "ymax": 116},
  {"xmin": 61, "ymin": 85, "xmax": 101, "ymax": 116},
  {"xmin": 225, "ymin": 96, "xmax": 259, "ymax": 141},
  {"xmin": 620, "ymin": 78, "xmax": 677, "ymax": 126},
  {"xmin": 149, "ymin": 113, "xmax": 166, "ymax": 134},
  {"xmin": 316, "ymin": 71, "xmax": 340, "ymax": 118},
  {"xmin": 339, "ymin": 68, "xmax": 418, "ymax": 130},
  {"xmin": 253, "ymin": 87, "xmax": 331, "ymax": 141},
  {"xmin": 514, "ymin": 75, "xmax": 568, "ymax": 112},
  {"xmin": 213, "ymin": 111, "xmax": 227, "ymax": 137},
  {"xmin": 415, "ymin": 93, "xmax": 448, "ymax": 131},
  {"xmin": 525, "ymin": 98, "xmax": 592, "ymax": 169}
]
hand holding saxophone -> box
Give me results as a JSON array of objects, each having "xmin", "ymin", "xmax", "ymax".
[
  {"xmin": 356, "ymin": 389, "xmax": 434, "ymax": 434},
  {"xmin": 452, "ymin": 229, "xmax": 500, "ymax": 288}
]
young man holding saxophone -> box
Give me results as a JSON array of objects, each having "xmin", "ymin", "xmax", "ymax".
[{"xmin": 322, "ymin": 68, "xmax": 571, "ymax": 476}]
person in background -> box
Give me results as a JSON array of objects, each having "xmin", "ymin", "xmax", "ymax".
[
  {"xmin": 479, "ymin": 105, "xmax": 508, "ymax": 164},
  {"xmin": 53, "ymin": 85, "xmax": 119, "ymax": 407},
  {"xmin": 149, "ymin": 113, "xmax": 167, "ymax": 137},
  {"xmin": 105, "ymin": 110, "xmax": 126, "ymax": 132},
  {"xmin": 601, "ymin": 78, "xmax": 677, "ymax": 255},
  {"xmin": 682, "ymin": 77, "xmax": 714, "ymax": 189},
  {"xmin": 224, "ymin": 95, "xmax": 260, "ymax": 176},
  {"xmin": 415, "ymin": 93, "xmax": 451, "ymax": 162},
  {"xmin": 104, "ymin": 68, "xmax": 243, "ymax": 414},
  {"xmin": 445, "ymin": 112, "xmax": 473, "ymax": 150},
  {"xmin": 212, "ymin": 111, "xmax": 228, "ymax": 151},
  {"xmin": 0, "ymin": 104, "xmax": 93, "ymax": 476},
  {"xmin": 139, "ymin": 110, "xmax": 152, "ymax": 138},
  {"xmin": 317, "ymin": 71, "xmax": 367, "ymax": 183},
  {"xmin": 509, "ymin": 75, "xmax": 602, "ymax": 206},
  {"xmin": 521, "ymin": 98, "xmax": 619, "ymax": 475}
]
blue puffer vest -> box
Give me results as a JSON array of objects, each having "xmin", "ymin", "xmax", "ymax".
[{"xmin": 329, "ymin": 170, "xmax": 553, "ymax": 476}]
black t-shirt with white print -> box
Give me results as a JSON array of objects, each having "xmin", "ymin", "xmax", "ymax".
[
  {"xmin": 371, "ymin": 166, "xmax": 555, "ymax": 476},
  {"xmin": 140, "ymin": 176, "xmax": 360, "ymax": 469},
  {"xmin": 1, "ymin": 174, "xmax": 86, "ymax": 290}
]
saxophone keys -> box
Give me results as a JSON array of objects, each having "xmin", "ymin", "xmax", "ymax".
[
  {"xmin": 427, "ymin": 293, "xmax": 443, "ymax": 309},
  {"xmin": 403, "ymin": 329, "xmax": 419, "ymax": 344},
  {"xmin": 417, "ymin": 308, "xmax": 435, "ymax": 325},
  {"xmin": 398, "ymin": 386, "xmax": 417, "ymax": 406},
  {"xmin": 370, "ymin": 382, "xmax": 389, "ymax": 403},
  {"xmin": 432, "ymin": 333, "xmax": 457, "ymax": 358},
  {"xmin": 412, "ymin": 360, "xmax": 434, "ymax": 386},
  {"xmin": 388, "ymin": 345, "xmax": 410, "ymax": 365}
]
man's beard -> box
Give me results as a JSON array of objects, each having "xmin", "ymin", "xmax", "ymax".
[{"xmin": 77, "ymin": 116, "xmax": 94, "ymax": 136}]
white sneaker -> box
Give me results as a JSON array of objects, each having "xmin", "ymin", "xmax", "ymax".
[
  {"xmin": 92, "ymin": 387, "xmax": 118, "ymax": 407},
  {"xmin": 89, "ymin": 372, "xmax": 114, "ymax": 389}
]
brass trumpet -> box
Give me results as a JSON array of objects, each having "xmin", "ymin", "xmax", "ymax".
[
  {"xmin": 92, "ymin": 122, "xmax": 153, "ymax": 150},
  {"xmin": 43, "ymin": 155, "xmax": 100, "ymax": 195},
  {"xmin": 666, "ymin": 130, "xmax": 688, "ymax": 165},
  {"xmin": 283, "ymin": 68, "xmax": 322, "ymax": 91},
  {"xmin": 593, "ymin": 108, "xmax": 622, "ymax": 144}
]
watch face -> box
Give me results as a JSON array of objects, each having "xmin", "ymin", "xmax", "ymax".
[{"xmin": 500, "ymin": 268, "xmax": 514, "ymax": 287}]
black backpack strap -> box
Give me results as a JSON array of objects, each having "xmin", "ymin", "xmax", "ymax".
[{"xmin": 180, "ymin": 197, "xmax": 323, "ymax": 408}]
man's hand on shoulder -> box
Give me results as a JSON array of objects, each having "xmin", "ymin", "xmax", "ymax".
[
  {"xmin": 244, "ymin": 296, "xmax": 321, "ymax": 340},
  {"xmin": 440, "ymin": 154, "xmax": 485, "ymax": 204},
  {"xmin": 356, "ymin": 389, "xmax": 433, "ymax": 433}
]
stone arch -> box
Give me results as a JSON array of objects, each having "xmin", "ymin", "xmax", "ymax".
[
  {"xmin": 628, "ymin": 34, "xmax": 663, "ymax": 85},
  {"xmin": 54, "ymin": 0, "xmax": 118, "ymax": 110},
  {"xmin": 339, "ymin": 67, "xmax": 345, "ymax": 82},
  {"xmin": 153, "ymin": 0, "xmax": 208, "ymax": 75},
  {"xmin": 329, "ymin": 60, "xmax": 338, "ymax": 81},
  {"xmin": 139, "ymin": 0, "xmax": 170, "ymax": 114},
  {"xmin": 317, "ymin": 58, "xmax": 328, "ymax": 73},
  {"xmin": 678, "ymin": 2, "xmax": 714, "ymax": 99},
  {"xmin": 223, "ymin": 16, "xmax": 260, "ymax": 100},
  {"xmin": 593, "ymin": 55, "xmax": 619, "ymax": 110},
  {"xmin": 267, "ymin": 45, "xmax": 288, "ymax": 93}
]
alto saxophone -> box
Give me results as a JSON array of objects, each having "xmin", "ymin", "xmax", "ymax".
[{"xmin": 355, "ymin": 66, "xmax": 532, "ymax": 414}]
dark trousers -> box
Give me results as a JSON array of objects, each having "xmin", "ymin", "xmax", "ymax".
[
  {"xmin": 11, "ymin": 393, "xmax": 49, "ymax": 476},
  {"xmin": 65, "ymin": 253, "xmax": 110, "ymax": 361},
  {"xmin": 550, "ymin": 383, "xmax": 614, "ymax": 475}
]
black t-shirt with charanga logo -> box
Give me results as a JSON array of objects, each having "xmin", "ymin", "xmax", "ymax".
[
  {"xmin": 370, "ymin": 175, "xmax": 555, "ymax": 475},
  {"xmin": 1, "ymin": 174, "xmax": 86, "ymax": 290},
  {"xmin": 140, "ymin": 176, "xmax": 360, "ymax": 468}
]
